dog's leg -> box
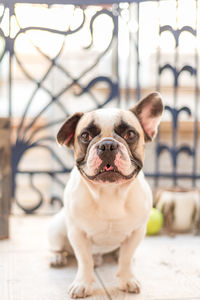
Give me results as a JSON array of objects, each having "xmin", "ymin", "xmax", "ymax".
[
  {"xmin": 93, "ymin": 253, "xmax": 103, "ymax": 268},
  {"xmin": 48, "ymin": 209, "xmax": 73, "ymax": 267},
  {"xmin": 67, "ymin": 227, "xmax": 94, "ymax": 298},
  {"xmin": 117, "ymin": 225, "xmax": 146, "ymax": 294},
  {"xmin": 49, "ymin": 251, "xmax": 68, "ymax": 268}
]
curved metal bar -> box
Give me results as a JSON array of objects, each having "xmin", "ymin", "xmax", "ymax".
[
  {"xmin": 160, "ymin": 64, "xmax": 196, "ymax": 87},
  {"xmin": 32, "ymin": 40, "xmax": 76, "ymax": 81},
  {"xmin": 156, "ymin": 144, "xmax": 175, "ymax": 166},
  {"xmin": 49, "ymin": 173, "xmax": 66, "ymax": 188},
  {"xmin": 160, "ymin": 25, "xmax": 196, "ymax": 47},
  {"xmin": 31, "ymin": 136, "xmax": 55, "ymax": 145},
  {"xmin": 75, "ymin": 76, "xmax": 118, "ymax": 108},
  {"xmin": 175, "ymin": 145, "xmax": 194, "ymax": 168},
  {"xmin": 160, "ymin": 25, "xmax": 173, "ymax": 34},
  {"xmin": 156, "ymin": 144, "xmax": 171, "ymax": 156},
  {"xmin": 28, "ymin": 118, "xmax": 67, "ymax": 143},
  {"xmin": 0, "ymin": 10, "xmax": 7, "ymax": 61},
  {"xmin": 30, "ymin": 40, "xmax": 100, "ymax": 109},
  {"xmin": 78, "ymin": 10, "xmax": 117, "ymax": 79},
  {"xmin": 0, "ymin": 28, "xmax": 5, "ymax": 38},
  {"xmin": 18, "ymin": 7, "xmax": 116, "ymax": 143},
  {"xmin": 84, "ymin": 9, "xmax": 115, "ymax": 49},
  {"xmin": 180, "ymin": 26, "xmax": 196, "ymax": 36},
  {"xmin": 159, "ymin": 64, "xmax": 178, "ymax": 86},
  {"xmin": 14, "ymin": 8, "xmax": 85, "ymax": 41},
  {"xmin": 23, "ymin": 96, "xmax": 66, "ymax": 137},
  {"xmin": 179, "ymin": 65, "xmax": 197, "ymax": 77},
  {"xmin": 25, "ymin": 74, "xmax": 117, "ymax": 138},
  {"xmin": 14, "ymin": 7, "xmax": 85, "ymax": 139},
  {"xmin": 31, "ymin": 34, "xmax": 112, "ymax": 108},
  {"xmin": 29, "ymin": 143, "xmax": 70, "ymax": 170},
  {"xmin": 0, "ymin": 48, "xmax": 6, "ymax": 63},
  {"xmin": 14, "ymin": 52, "xmax": 46, "ymax": 83},
  {"xmin": 5, "ymin": 0, "xmax": 199, "ymax": 211},
  {"xmin": 176, "ymin": 145, "xmax": 194, "ymax": 156},
  {"xmin": 53, "ymin": 98, "xmax": 69, "ymax": 116},
  {"xmin": 165, "ymin": 105, "xmax": 192, "ymax": 129},
  {"xmin": 160, "ymin": 25, "xmax": 196, "ymax": 36},
  {"xmin": 0, "ymin": 34, "xmax": 6, "ymax": 62},
  {"xmin": 17, "ymin": 73, "xmax": 70, "ymax": 142},
  {"xmin": 15, "ymin": 40, "xmax": 65, "ymax": 140},
  {"xmin": 50, "ymin": 195, "xmax": 63, "ymax": 207},
  {"xmin": 165, "ymin": 106, "xmax": 178, "ymax": 129},
  {"xmin": 15, "ymin": 174, "xmax": 43, "ymax": 214},
  {"xmin": 157, "ymin": 143, "xmax": 194, "ymax": 168},
  {"xmin": 75, "ymin": 76, "xmax": 114, "ymax": 95},
  {"xmin": 177, "ymin": 106, "xmax": 192, "ymax": 117},
  {"xmin": 12, "ymin": 137, "xmax": 69, "ymax": 174},
  {"xmin": 0, "ymin": 6, "xmax": 6, "ymax": 24}
]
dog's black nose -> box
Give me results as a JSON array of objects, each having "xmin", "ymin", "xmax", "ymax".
[{"xmin": 97, "ymin": 139, "xmax": 118, "ymax": 156}]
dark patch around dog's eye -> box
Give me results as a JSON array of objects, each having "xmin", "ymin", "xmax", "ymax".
[
  {"xmin": 76, "ymin": 121, "xmax": 101, "ymax": 167},
  {"xmin": 80, "ymin": 131, "xmax": 91, "ymax": 143},
  {"xmin": 84, "ymin": 121, "xmax": 101, "ymax": 138},
  {"xmin": 78, "ymin": 121, "xmax": 101, "ymax": 143},
  {"xmin": 115, "ymin": 120, "xmax": 130, "ymax": 136},
  {"xmin": 77, "ymin": 121, "xmax": 101, "ymax": 149},
  {"xmin": 115, "ymin": 120, "xmax": 139, "ymax": 143}
]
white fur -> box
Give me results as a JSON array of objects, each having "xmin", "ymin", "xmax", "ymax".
[
  {"xmin": 48, "ymin": 101, "xmax": 162, "ymax": 298},
  {"xmin": 48, "ymin": 167, "xmax": 152, "ymax": 298}
]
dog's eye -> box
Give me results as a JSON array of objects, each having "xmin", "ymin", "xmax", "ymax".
[
  {"xmin": 123, "ymin": 130, "xmax": 136, "ymax": 142},
  {"xmin": 80, "ymin": 132, "xmax": 92, "ymax": 143}
]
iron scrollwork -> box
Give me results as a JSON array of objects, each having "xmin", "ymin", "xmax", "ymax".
[
  {"xmin": 0, "ymin": 0, "xmax": 199, "ymax": 213},
  {"xmin": 1, "ymin": 1, "xmax": 119, "ymax": 213},
  {"xmin": 155, "ymin": 0, "xmax": 199, "ymax": 186}
]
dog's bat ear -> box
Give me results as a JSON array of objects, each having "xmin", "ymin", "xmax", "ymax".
[
  {"xmin": 57, "ymin": 112, "xmax": 83, "ymax": 147},
  {"xmin": 130, "ymin": 92, "xmax": 164, "ymax": 142}
]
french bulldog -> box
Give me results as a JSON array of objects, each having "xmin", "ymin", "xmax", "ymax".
[{"xmin": 48, "ymin": 92, "xmax": 164, "ymax": 298}]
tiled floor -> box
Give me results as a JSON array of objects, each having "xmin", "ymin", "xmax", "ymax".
[{"xmin": 0, "ymin": 215, "xmax": 200, "ymax": 300}]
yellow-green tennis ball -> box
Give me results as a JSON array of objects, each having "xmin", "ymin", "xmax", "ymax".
[{"xmin": 146, "ymin": 208, "xmax": 163, "ymax": 235}]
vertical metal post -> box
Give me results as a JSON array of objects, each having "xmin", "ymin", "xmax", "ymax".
[
  {"xmin": 8, "ymin": 3, "xmax": 13, "ymax": 119},
  {"xmin": 112, "ymin": 4, "xmax": 121, "ymax": 107},
  {"xmin": 112, "ymin": 3, "xmax": 120, "ymax": 108},
  {"xmin": 155, "ymin": 0, "xmax": 161, "ymax": 188},
  {"xmin": 0, "ymin": 118, "xmax": 11, "ymax": 239},
  {"xmin": 172, "ymin": 0, "xmax": 179, "ymax": 186},
  {"xmin": 136, "ymin": 2, "xmax": 140, "ymax": 101},
  {"xmin": 125, "ymin": 3, "xmax": 131, "ymax": 107},
  {"xmin": 193, "ymin": 0, "xmax": 199, "ymax": 187}
]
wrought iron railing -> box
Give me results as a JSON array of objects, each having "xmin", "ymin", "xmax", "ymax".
[{"xmin": 0, "ymin": 0, "xmax": 199, "ymax": 213}]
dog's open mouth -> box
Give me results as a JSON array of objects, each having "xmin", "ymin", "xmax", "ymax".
[
  {"xmin": 97, "ymin": 163, "xmax": 120, "ymax": 176},
  {"xmin": 102, "ymin": 164, "xmax": 114, "ymax": 172}
]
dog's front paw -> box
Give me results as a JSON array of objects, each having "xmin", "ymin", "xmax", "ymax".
[
  {"xmin": 68, "ymin": 279, "xmax": 93, "ymax": 298},
  {"xmin": 49, "ymin": 251, "xmax": 68, "ymax": 268},
  {"xmin": 118, "ymin": 276, "xmax": 141, "ymax": 294}
]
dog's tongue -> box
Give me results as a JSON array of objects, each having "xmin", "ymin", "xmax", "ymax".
[{"xmin": 104, "ymin": 164, "xmax": 114, "ymax": 172}]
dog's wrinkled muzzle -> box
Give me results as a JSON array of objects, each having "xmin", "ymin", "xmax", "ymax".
[
  {"xmin": 78, "ymin": 137, "xmax": 141, "ymax": 183},
  {"xmin": 97, "ymin": 139, "xmax": 118, "ymax": 157},
  {"xmin": 96, "ymin": 138, "xmax": 118, "ymax": 172}
]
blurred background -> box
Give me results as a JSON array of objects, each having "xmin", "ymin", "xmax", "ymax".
[{"xmin": 0, "ymin": 0, "xmax": 199, "ymax": 217}]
